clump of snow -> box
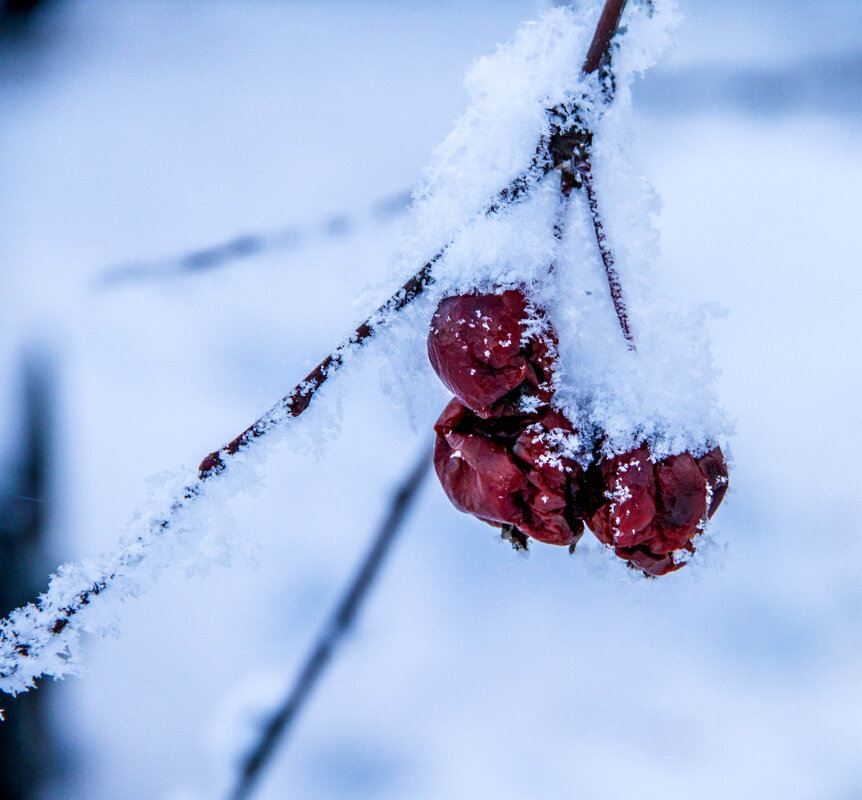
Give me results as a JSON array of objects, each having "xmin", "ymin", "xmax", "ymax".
[
  {"xmin": 399, "ymin": 5, "xmax": 597, "ymax": 284},
  {"xmin": 386, "ymin": 0, "xmax": 727, "ymax": 460}
]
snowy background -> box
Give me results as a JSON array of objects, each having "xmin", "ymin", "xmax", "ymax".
[{"xmin": 2, "ymin": 0, "xmax": 862, "ymax": 798}]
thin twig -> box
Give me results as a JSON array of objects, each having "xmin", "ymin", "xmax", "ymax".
[
  {"xmin": 576, "ymin": 151, "xmax": 636, "ymax": 348},
  {"xmin": 577, "ymin": 0, "xmax": 636, "ymax": 348},
  {"xmin": 227, "ymin": 447, "xmax": 431, "ymax": 800},
  {"xmin": 96, "ymin": 191, "xmax": 413, "ymax": 287},
  {"xmin": 582, "ymin": 0, "xmax": 628, "ymax": 74},
  {"xmin": 200, "ymin": 0, "xmax": 633, "ymax": 477},
  {"xmin": 197, "ymin": 259, "xmax": 438, "ymax": 477}
]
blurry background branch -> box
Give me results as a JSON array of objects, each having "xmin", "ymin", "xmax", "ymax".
[
  {"xmin": 96, "ymin": 189, "xmax": 412, "ymax": 287},
  {"xmin": 0, "ymin": 354, "xmax": 61, "ymax": 799},
  {"xmin": 229, "ymin": 446, "xmax": 431, "ymax": 800},
  {"xmin": 0, "ymin": 0, "xmax": 55, "ymax": 38}
]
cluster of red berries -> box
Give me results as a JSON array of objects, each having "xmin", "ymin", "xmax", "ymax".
[{"xmin": 428, "ymin": 289, "xmax": 728, "ymax": 576}]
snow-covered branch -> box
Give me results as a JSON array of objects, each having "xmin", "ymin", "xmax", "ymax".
[{"xmin": 0, "ymin": 0, "xmax": 689, "ymax": 695}]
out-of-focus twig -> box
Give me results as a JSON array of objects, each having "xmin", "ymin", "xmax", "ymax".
[
  {"xmin": 227, "ymin": 446, "xmax": 431, "ymax": 800},
  {"xmin": 0, "ymin": 353, "xmax": 60, "ymax": 796},
  {"xmin": 96, "ymin": 191, "xmax": 413, "ymax": 288},
  {"xmin": 0, "ymin": 0, "xmax": 54, "ymax": 38}
]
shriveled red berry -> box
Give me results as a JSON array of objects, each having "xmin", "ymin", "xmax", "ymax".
[
  {"xmin": 433, "ymin": 399, "xmax": 528, "ymax": 530},
  {"xmin": 427, "ymin": 286, "xmax": 728, "ymax": 576},
  {"xmin": 585, "ymin": 445, "xmax": 728, "ymax": 576},
  {"xmin": 433, "ymin": 398, "xmax": 584, "ymax": 547},
  {"xmin": 696, "ymin": 447, "xmax": 730, "ymax": 518},
  {"xmin": 427, "ymin": 290, "xmax": 554, "ymax": 418},
  {"xmin": 614, "ymin": 542, "xmax": 693, "ymax": 578}
]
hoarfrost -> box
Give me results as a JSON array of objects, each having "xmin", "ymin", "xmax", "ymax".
[{"xmin": 0, "ymin": 309, "xmax": 382, "ymax": 695}]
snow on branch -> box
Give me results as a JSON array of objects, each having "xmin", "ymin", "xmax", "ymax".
[{"xmin": 0, "ymin": 0, "xmax": 690, "ymax": 695}]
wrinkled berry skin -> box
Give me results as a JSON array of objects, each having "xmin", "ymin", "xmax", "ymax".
[
  {"xmin": 433, "ymin": 398, "xmax": 584, "ymax": 547},
  {"xmin": 427, "ymin": 291, "xmax": 554, "ymax": 418},
  {"xmin": 428, "ymin": 289, "xmax": 729, "ymax": 576},
  {"xmin": 586, "ymin": 445, "xmax": 728, "ymax": 576}
]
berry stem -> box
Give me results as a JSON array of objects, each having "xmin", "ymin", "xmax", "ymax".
[
  {"xmin": 574, "ymin": 151, "xmax": 637, "ymax": 349},
  {"xmin": 576, "ymin": 0, "xmax": 637, "ymax": 349},
  {"xmin": 582, "ymin": 0, "xmax": 629, "ymax": 74},
  {"xmin": 547, "ymin": 0, "xmax": 636, "ymax": 348}
]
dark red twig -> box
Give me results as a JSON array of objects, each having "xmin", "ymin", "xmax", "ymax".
[
  {"xmin": 576, "ymin": 153, "xmax": 636, "ymax": 348},
  {"xmin": 547, "ymin": 1, "xmax": 635, "ymax": 347},
  {"xmin": 199, "ymin": 261, "xmax": 437, "ymax": 477},
  {"xmin": 201, "ymin": 0, "xmax": 634, "ymax": 478},
  {"xmin": 576, "ymin": 0, "xmax": 636, "ymax": 348},
  {"xmin": 582, "ymin": 0, "xmax": 628, "ymax": 74},
  {"xmin": 201, "ymin": 0, "xmax": 634, "ymax": 476}
]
